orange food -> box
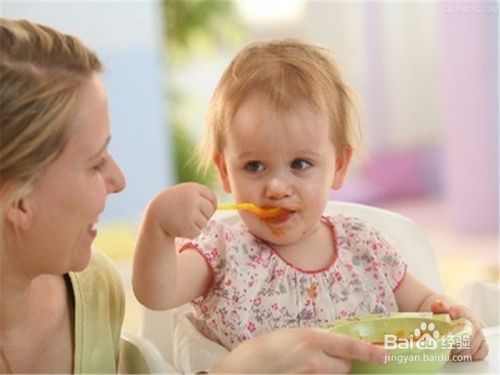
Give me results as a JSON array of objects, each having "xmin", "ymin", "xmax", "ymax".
[
  {"xmin": 251, "ymin": 205, "xmax": 288, "ymax": 220},
  {"xmin": 217, "ymin": 203, "xmax": 288, "ymax": 220}
]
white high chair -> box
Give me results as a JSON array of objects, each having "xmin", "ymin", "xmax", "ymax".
[
  {"xmin": 140, "ymin": 201, "xmax": 444, "ymax": 372},
  {"xmin": 119, "ymin": 330, "xmax": 174, "ymax": 374}
]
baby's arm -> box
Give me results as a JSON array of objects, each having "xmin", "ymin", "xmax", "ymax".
[
  {"xmin": 394, "ymin": 272, "xmax": 449, "ymax": 312},
  {"xmin": 132, "ymin": 183, "xmax": 216, "ymax": 310},
  {"xmin": 395, "ymin": 272, "xmax": 488, "ymax": 361}
]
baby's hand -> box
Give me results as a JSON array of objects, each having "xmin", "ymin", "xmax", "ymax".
[
  {"xmin": 149, "ymin": 182, "xmax": 216, "ymax": 239},
  {"xmin": 431, "ymin": 300, "xmax": 488, "ymax": 361}
]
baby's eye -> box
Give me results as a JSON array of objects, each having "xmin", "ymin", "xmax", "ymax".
[
  {"xmin": 244, "ymin": 160, "xmax": 265, "ymax": 173},
  {"xmin": 290, "ymin": 159, "xmax": 312, "ymax": 170}
]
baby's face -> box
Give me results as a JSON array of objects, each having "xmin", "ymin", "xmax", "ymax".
[{"xmin": 215, "ymin": 92, "xmax": 350, "ymax": 245}]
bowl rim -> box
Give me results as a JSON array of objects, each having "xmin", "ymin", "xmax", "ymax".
[{"xmin": 327, "ymin": 312, "xmax": 473, "ymax": 344}]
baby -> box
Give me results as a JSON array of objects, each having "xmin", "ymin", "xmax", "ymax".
[{"xmin": 133, "ymin": 39, "xmax": 487, "ymax": 362}]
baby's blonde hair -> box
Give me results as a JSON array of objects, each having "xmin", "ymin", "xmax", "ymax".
[
  {"xmin": 0, "ymin": 18, "xmax": 102, "ymax": 232},
  {"xmin": 198, "ymin": 38, "xmax": 362, "ymax": 172}
]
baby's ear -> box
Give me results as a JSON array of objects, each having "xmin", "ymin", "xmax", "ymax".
[
  {"xmin": 332, "ymin": 146, "xmax": 353, "ymax": 190},
  {"xmin": 214, "ymin": 153, "xmax": 232, "ymax": 193}
]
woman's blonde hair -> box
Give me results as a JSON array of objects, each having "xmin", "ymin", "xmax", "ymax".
[
  {"xmin": 198, "ymin": 38, "xmax": 362, "ymax": 172},
  {"xmin": 0, "ymin": 18, "xmax": 103, "ymax": 228}
]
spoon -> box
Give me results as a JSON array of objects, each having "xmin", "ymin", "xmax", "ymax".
[{"xmin": 217, "ymin": 203, "xmax": 288, "ymax": 220}]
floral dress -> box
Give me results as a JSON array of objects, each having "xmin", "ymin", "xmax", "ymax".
[{"xmin": 177, "ymin": 215, "xmax": 407, "ymax": 350}]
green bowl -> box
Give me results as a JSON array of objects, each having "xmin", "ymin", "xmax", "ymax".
[{"xmin": 327, "ymin": 312, "xmax": 472, "ymax": 373}]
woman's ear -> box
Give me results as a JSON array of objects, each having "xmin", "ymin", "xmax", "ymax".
[
  {"xmin": 5, "ymin": 196, "xmax": 32, "ymax": 230},
  {"xmin": 332, "ymin": 146, "xmax": 353, "ymax": 190},
  {"xmin": 214, "ymin": 153, "xmax": 232, "ymax": 193}
]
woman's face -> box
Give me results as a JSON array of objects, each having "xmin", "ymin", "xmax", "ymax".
[
  {"xmin": 215, "ymin": 92, "xmax": 350, "ymax": 246},
  {"xmin": 13, "ymin": 75, "xmax": 125, "ymax": 276}
]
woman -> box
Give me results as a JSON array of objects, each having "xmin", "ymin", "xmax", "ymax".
[
  {"xmin": 0, "ymin": 18, "xmax": 386, "ymax": 373},
  {"xmin": 0, "ymin": 18, "xmax": 126, "ymax": 373}
]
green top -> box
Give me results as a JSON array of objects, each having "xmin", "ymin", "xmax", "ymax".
[{"xmin": 68, "ymin": 249, "xmax": 125, "ymax": 374}]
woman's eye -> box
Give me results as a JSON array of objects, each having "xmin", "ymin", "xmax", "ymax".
[
  {"xmin": 93, "ymin": 158, "xmax": 107, "ymax": 171},
  {"xmin": 290, "ymin": 159, "xmax": 312, "ymax": 170},
  {"xmin": 244, "ymin": 161, "xmax": 264, "ymax": 173}
]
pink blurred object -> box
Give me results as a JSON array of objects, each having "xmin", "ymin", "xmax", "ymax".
[
  {"xmin": 438, "ymin": 4, "xmax": 498, "ymax": 233},
  {"xmin": 332, "ymin": 148, "xmax": 439, "ymax": 204}
]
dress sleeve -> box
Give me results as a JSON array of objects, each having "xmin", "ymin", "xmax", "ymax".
[
  {"xmin": 339, "ymin": 215, "xmax": 407, "ymax": 291},
  {"xmin": 176, "ymin": 219, "xmax": 227, "ymax": 285},
  {"xmin": 368, "ymin": 224, "xmax": 408, "ymax": 290}
]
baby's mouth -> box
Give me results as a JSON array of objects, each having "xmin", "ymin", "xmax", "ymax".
[{"xmin": 262, "ymin": 207, "xmax": 297, "ymax": 224}]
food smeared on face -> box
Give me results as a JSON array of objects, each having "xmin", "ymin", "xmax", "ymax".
[
  {"xmin": 259, "ymin": 205, "xmax": 301, "ymax": 236},
  {"xmin": 253, "ymin": 206, "xmax": 290, "ymax": 220}
]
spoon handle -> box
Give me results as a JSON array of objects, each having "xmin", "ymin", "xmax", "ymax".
[{"xmin": 217, "ymin": 203, "xmax": 254, "ymax": 211}]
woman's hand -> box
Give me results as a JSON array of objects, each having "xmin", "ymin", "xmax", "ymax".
[
  {"xmin": 149, "ymin": 182, "xmax": 216, "ymax": 239},
  {"xmin": 212, "ymin": 327, "xmax": 387, "ymax": 374},
  {"xmin": 431, "ymin": 300, "xmax": 489, "ymax": 361}
]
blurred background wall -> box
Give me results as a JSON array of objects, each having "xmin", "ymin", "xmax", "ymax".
[{"xmin": 2, "ymin": 0, "xmax": 498, "ymax": 330}]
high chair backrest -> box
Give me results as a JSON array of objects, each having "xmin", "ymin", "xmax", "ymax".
[
  {"xmin": 119, "ymin": 329, "xmax": 174, "ymax": 374},
  {"xmin": 140, "ymin": 200, "xmax": 443, "ymax": 371}
]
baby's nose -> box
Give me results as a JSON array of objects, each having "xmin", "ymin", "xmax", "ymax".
[{"xmin": 265, "ymin": 178, "xmax": 293, "ymax": 200}]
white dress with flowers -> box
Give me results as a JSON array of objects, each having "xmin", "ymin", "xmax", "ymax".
[{"xmin": 177, "ymin": 215, "xmax": 407, "ymax": 350}]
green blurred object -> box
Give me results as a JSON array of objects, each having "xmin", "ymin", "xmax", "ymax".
[
  {"xmin": 163, "ymin": 0, "xmax": 242, "ymax": 62},
  {"xmin": 328, "ymin": 312, "xmax": 473, "ymax": 373},
  {"xmin": 172, "ymin": 120, "xmax": 216, "ymax": 185},
  {"xmin": 162, "ymin": 0, "xmax": 243, "ymax": 186}
]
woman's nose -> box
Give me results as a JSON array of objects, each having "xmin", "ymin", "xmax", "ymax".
[
  {"xmin": 106, "ymin": 156, "xmax": 126, "ymax": 194},
  {"xmin": 264, "ymin": 177, "xmax": 292, "ymax": 200}
]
